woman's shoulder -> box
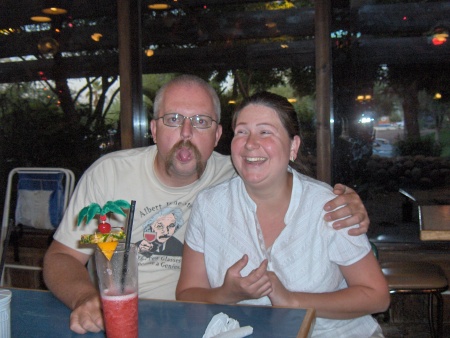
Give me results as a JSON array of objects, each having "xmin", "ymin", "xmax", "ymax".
[
  {"xmin": 197, "ymin": 175, "xmax": 241, "ymax": 198},
  {"xmin": 293, "ymin": 171, "xmax": 334, "ymax": 196}
]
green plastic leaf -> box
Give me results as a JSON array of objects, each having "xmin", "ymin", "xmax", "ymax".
[
  {"xmin": 103, "ymin": 201, "xmax": 127, "ymax": 217},
  {"xmin": 85, "ymin": 203, "xmax": 102, "ymax": 225},
  {"xmin": 77, "ymin": 200, "xmax": 131, "ymax": 227},
  {"xmin": 114, "ymin": 200, "xmax": 131, "ymax": 209},
  {"xmin": 77, "ymin": 206, "xmax": 90, "ymax": 226}
]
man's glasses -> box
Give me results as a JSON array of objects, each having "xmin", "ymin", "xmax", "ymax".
[{"xmin": 155, "ymin": 113, "xmax": 217, "ymax": 129}]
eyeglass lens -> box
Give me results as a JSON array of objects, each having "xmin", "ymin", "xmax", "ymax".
[{"xmin": 162, "ymin": 114, "xmax": 214, "ymax": 129}]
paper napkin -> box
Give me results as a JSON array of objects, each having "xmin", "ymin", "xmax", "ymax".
[{"xmin": 203, "ymin": 312, "xmax": 253, "ymax": 338}]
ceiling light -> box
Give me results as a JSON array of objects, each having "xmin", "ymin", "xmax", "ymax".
[
  {"xmin": 42, "ymin": 1, "xmax": 67, "ymax": 15},
  {"xmin": 31, "ymin": 16, "xmax": 52, "ymax": 23},
  {"xmin": 42, "ymin": 7, "xmax": 67, "ymax": 14},
  {"xmin": 38, "ymin": 37, "xmax": 59, "ymax": 55},
  {"xmin": 91, "ymin": 33, "xmax": 103, "ymax": 42},
  {"xmin": 148, "ymin": 3, "xmax": 171, "ymax": 10},
  {"xmin": 430, "ymin": 26, "xmax": 448, "ymax": 46}
]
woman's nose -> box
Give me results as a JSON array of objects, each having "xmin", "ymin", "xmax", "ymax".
[{"xmin": 245, "ymin": 133, "xmax": 259, "ymax": 150}]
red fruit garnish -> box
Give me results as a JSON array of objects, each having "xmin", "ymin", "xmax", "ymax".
[
  {"xmin": 98, "ymin": 222, "xmax": 111, "ymax": 234},
  {"xmin": 99, "ymin": 215, "xmax": 107, "ymax": 222}
]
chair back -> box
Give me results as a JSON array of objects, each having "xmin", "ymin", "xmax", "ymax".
[{"xmin": 0, "ymin": 167, "xmax": 75, "ymax": 286}]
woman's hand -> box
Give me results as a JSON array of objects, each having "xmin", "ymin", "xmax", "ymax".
[
  {"xmin": 267, "ymin": 271, "xmax": 293, "ymax": 307},
  {"xmin": 220, "ymin": 255, "xmax": 272, "ymax": 304}
]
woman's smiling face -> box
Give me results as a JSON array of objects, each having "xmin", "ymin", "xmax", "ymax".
[{"xmin": 231, "ymin": 103, "xmax": 300, "ymax": 189}]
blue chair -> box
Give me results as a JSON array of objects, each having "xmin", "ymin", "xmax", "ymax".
[{"xmin": 0, "ymin": 168, "xmax": 75, "ymax": 286}]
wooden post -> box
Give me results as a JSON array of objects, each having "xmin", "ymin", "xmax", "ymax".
[
  {"xmin": 117, "ymin": 0, "xmax": 148, "ymax": 149},
  {"xmin": 315, "ymin": 0, "xmax": 333, "ymax": 183}
]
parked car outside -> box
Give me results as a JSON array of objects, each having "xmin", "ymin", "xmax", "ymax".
[{"xmin": 372, "ymin": 138, "xmax": 395, "ymax": 157}]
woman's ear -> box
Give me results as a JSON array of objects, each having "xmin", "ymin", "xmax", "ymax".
[{"xmin": 290, "ymin": 135, "xmax": 301, "ymax": 160}]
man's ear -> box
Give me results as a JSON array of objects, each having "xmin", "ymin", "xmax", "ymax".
[
  {"xmin": 214, "ymin": 124, "xmax": 223, "ymax": 147},
  {"xmin": 150, "ymin": 119, "xmax": 157, "ymax": 144}
]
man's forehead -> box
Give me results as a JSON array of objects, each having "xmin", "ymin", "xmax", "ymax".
[{"xmin": 162, "ymin": 83, "xmax": 214, "ymax": 114}]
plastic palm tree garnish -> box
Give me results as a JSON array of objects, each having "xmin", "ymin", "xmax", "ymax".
[{"xmin": 77, "ymin": 200, "xmax": 131, "ymax": 260}]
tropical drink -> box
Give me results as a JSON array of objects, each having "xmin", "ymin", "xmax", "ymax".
[
  {"xmin": 101, "ymin": 291, "xmax": 138, "ymax": 338},
  {"xmin": 95, "ymin": 243, "xmax": 138, "ymax": 338}
]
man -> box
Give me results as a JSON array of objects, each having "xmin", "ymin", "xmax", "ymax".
[{"xmin": 43, "ymin": 75, "xmax": 370, "ymax": 334}]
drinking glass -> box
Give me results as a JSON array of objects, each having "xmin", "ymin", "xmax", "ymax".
[{"xmin": 95, "ymin": 243, "xmax": 138, "ymax": 338}]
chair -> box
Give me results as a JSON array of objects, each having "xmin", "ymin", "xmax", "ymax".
[
  {"xmin": 0, "ymin": 167, "xmax": 75, "ymax": 286},
  {"xmin": 372, "ymin": 241, "xmax": 448, "ymax": 338}
]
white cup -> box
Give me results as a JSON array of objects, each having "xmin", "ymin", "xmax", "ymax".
[{"xmin": 0, "ymin": 289, "xmax": 11, "ymax": 338}]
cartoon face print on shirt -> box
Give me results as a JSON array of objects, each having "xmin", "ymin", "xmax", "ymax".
[{"xmin": 136, "ymin": 207, "xmax": 184, "ymax": 264}]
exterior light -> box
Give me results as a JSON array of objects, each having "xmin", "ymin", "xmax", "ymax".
[
  {"xmin": 228, "ymin": 100, "xmax": 236, "ymax": 105},
  {"xmin": 434, "ymin": 92, "xmax": 442, "ymax": 100},
  {"xmin": 356, "ymin": 94, "xmax": 372, "ymax": 102},
  {"xmin": 145, "ymin": 49, "xmax": 154, "ymax": 57}
]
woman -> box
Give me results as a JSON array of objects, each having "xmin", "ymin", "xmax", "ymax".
[{"xmin": 176, "ymin": 92, "xmax": 389, "ymax": 337}]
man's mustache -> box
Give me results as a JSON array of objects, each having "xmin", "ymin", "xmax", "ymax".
[{"xmin": 165, "ymin": 140, "xmax": 205, "ymax": 178}]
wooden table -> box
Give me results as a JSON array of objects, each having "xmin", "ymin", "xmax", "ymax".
[
  {"xmin": 419, "ymin": 205, "xmax": 450, "ymax": 241},
  {"xmin": 9, "ymin": 288, "xmax": 315, "ymax": 338},
  {"xmin": 398, "ymin": 188, "xmax": 450, "ymax": 241},
  {"xmin": 399, "ymin": 187, "xmax": 450, "ymax": 205}
]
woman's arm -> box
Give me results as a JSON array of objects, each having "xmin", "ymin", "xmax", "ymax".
[
  {"xmin": 268, "ymin": 252, "xmax": 390, "ymax": 319},
  {"xmin": 176, "ymin": 244, "xmax": 272, "ymax": 304}
]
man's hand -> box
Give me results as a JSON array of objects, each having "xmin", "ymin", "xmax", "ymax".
[
  {"xmin": 69, "ymin": 293, "xmax": 104, "ymax": 334},
  {"xmin": 323, "ymin": 184, "xmax": 370, "ymax": 236}
]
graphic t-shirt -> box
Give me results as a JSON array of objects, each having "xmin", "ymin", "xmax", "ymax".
[{"xmin": 53, "ymin": 145, "xmax": 235, "ymax": 300}]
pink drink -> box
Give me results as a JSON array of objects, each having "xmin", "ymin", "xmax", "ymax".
[{"xmin": 101, "ymin": 291, "xmax": 138, "ymax": 338}]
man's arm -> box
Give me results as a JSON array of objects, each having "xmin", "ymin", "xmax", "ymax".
[
  {"xmin": 43, "ymin": 240, "xmax": 104, "ymax": 334},
  {"xmin": 323, "ymin": 184, "xmax": 369, "ymax": 236}
]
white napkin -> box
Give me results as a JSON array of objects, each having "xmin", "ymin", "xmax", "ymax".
[{"xmin": 203, "ymin": 312, "xmax": 253, "ymax": 338}]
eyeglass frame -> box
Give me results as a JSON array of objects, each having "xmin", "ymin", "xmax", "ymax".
[{"xmin": 154, "ymin": 113, "xmax": 218, "ymax": 129}]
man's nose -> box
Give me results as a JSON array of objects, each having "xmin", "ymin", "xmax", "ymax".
[{"xmin": 180, "ymin": 117, "xmax": 193, "ymax": 140}]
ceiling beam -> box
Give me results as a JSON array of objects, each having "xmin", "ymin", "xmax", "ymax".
[{"xmin": 1, "ymin": 35, "xmax": 450, "ymax": 84}]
